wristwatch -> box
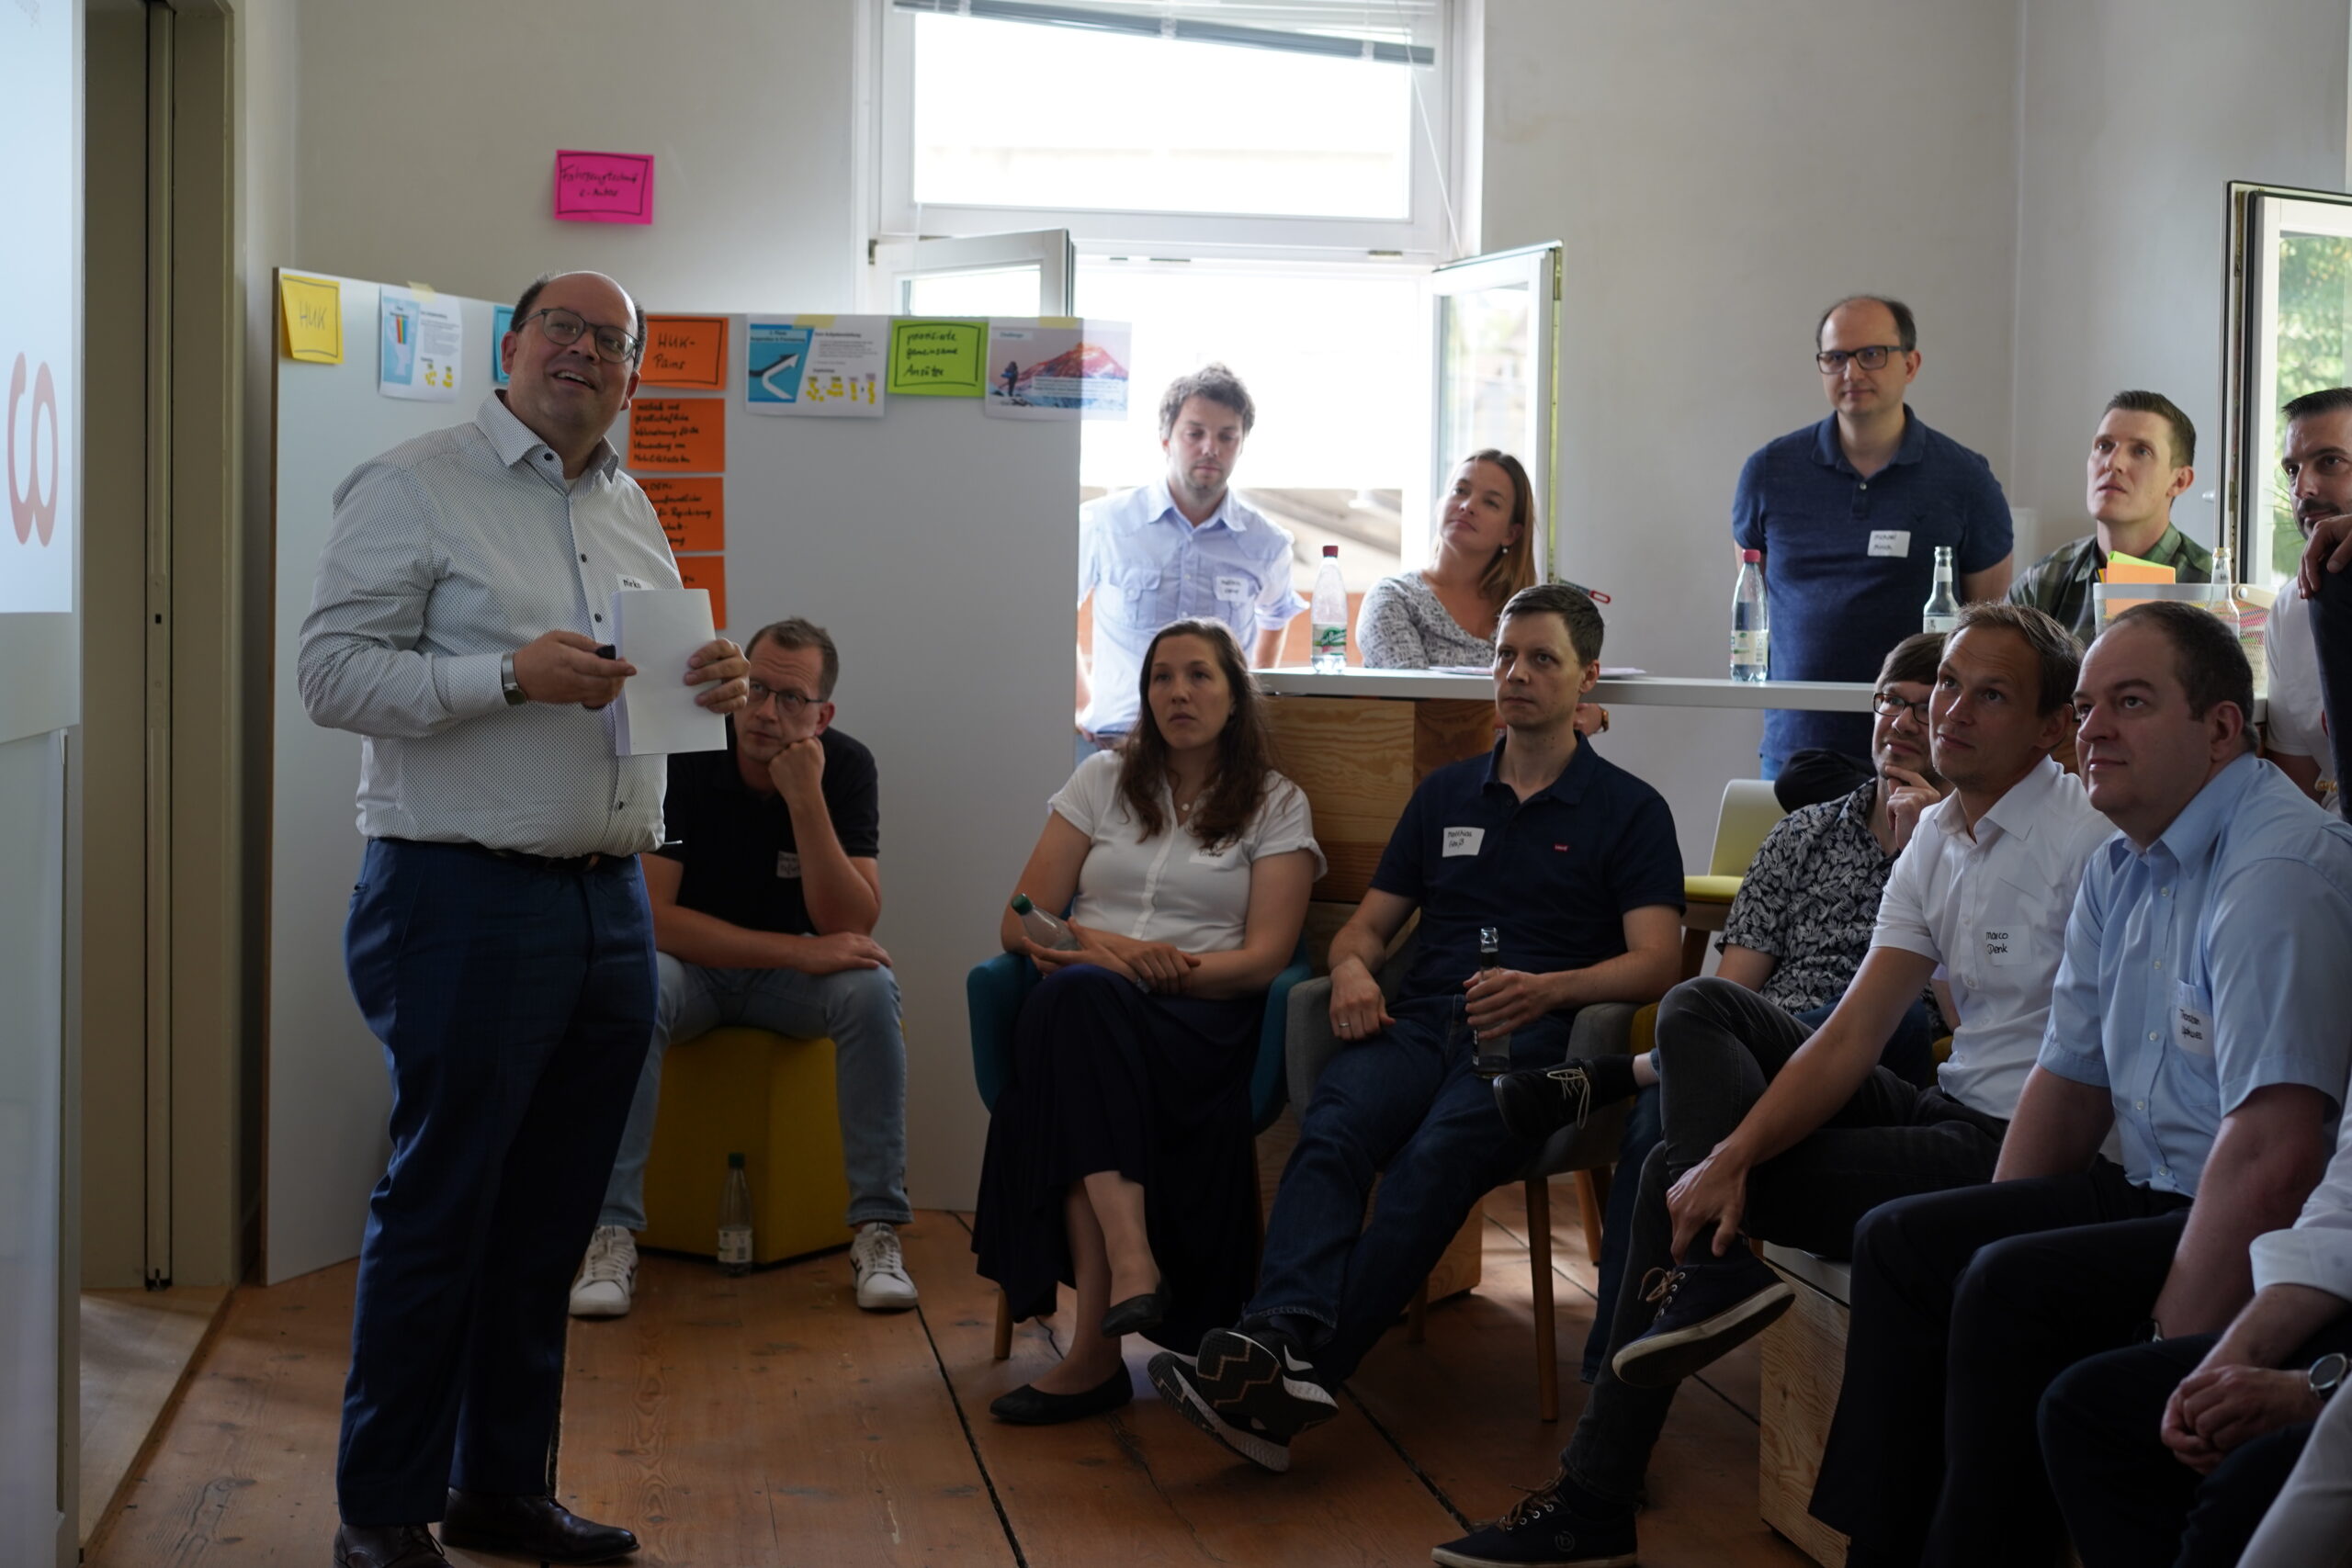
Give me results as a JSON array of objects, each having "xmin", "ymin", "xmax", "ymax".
[
  {"xmin": 2309, "ymin": 1350, "xmax": 2348, "ymax": 1403},
  {"xmin": 500, "ymin": 650, "xmax": 527, "ymax": 706}
]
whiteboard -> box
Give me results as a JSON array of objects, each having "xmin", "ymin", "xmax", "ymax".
[{"xmin": 268, "ymin": 276, "xmax": 1074, "ymax": 1280}]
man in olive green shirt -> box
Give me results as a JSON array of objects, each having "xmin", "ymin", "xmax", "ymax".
[{"xmin": 2008, "ymin": 389, "xmax": 2211, "ymax": 646}]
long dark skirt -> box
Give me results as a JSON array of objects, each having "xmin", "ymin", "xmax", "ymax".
[{"xmin": 970, "ymin": 964, "xmax": 1261, "ymax": 1353}]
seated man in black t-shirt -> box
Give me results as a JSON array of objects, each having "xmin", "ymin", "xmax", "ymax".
[{"xmin": 569, "ymin": 616, "xmax": 914, "ymax": 1317}]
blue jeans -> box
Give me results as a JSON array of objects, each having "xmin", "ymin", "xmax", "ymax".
[
  {"xmin": 598, "ymin": 953, "xmax": 912, "ymax": 1231},
  {"xmin": 336, "ymin": 840, "xmax": 655, "ymax": 1525},
  {"xmin": 1241, "ymin": 993, "xmax": 1558, "ymax": 1383}
]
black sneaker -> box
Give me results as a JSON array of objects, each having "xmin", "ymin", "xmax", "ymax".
[
  {"xmin": 1430, "ymin": 1470, "xmax": 1637, "ymax": 1567},
  {"xmin": 1491, "ymin": 1060, "xmax": 1600, "ymax": 1141},
  {"xmin": 1147, "ymin": 1351, "xmax": 1297, "ymax": 1473},
  {"xmin": 1608, "ymin": 1247, "xmax": 1793, "ymax": 1389},
  {"xmin": 1193, "ymin": 1326, "xmax": 1338, "ymax": 1430}
]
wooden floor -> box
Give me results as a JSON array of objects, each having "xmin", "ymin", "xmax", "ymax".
[
  {"xmin": 78, "ymin": 1285, "xmax": 232, "ymax": 1546},
  {"xmin": 87, "ymin": 1190, "xmax": 1811, "ymax": 1568}
]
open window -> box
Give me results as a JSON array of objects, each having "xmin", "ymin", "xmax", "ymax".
[
  {"xmin": 2224, "ymin": 182, "xmax": 2352, "ymax": 588},
  {"xmin": 871, "ymin": 229, "xmax": 1074, "ymax": 316},
  {"xmin": 1417, "ymin": 242, "xmax": 1562, "ymax": 581}
]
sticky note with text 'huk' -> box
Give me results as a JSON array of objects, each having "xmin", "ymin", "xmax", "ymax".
[{"xmin": 279, "ymin": 273, "xmax": 342, "ymax": 363}]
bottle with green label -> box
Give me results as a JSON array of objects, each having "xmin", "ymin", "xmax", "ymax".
[{"xmin": 1310, "ymin": 544, "xmax": 1348, "ymax": 673}]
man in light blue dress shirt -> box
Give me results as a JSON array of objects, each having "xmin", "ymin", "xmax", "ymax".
[
  {"xmin": 1811, "ymin": 600, "xmax": 2352, "ymax": 1568},
  {"xmin": 1075, "ymin": 365, "xmax": 1304, "ymax": 759}
]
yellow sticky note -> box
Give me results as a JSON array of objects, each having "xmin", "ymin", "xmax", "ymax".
[{"xmin": 280, "ymin": 274, "xmax": 343, "ymax": 363}]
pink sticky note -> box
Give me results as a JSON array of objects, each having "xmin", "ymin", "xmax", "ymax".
[{"xmin": 553, "ymin": 150, "xmax": 655, "ymax": 225}]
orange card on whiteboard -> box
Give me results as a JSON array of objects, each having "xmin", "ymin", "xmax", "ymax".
[
  {"xmin": 628, "ymin": 398, "xmax": 725, "ymax": 471},
  {"xmin": 639, "ymin": 477, "xmax": 725, "ymax": 552},
  {"xmin": 678, "ymin": 557, "xmax": 727, "ymax": 630},
  {"xmin": 640, "ymin": 316, "xmax": 729, "ymax": 389}
]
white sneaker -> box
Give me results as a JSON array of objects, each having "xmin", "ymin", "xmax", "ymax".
[
  {"xmin": 850, "ymin": 1222, "xmax": 919, "ymax": 1311},
  {"xmin": 569, "ymin": 1224, "xmax": 638, "ymax": 1318}
]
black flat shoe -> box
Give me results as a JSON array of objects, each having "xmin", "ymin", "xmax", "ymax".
[
  {"xmin": 1101, "ymin": 1284, "xmax": 1166, "ymax": 1337},
  {"xmin": 989, "ymin": 1362, "xmax": 1134, "ymax": 1425},
  {"xmin": 439, "ymin": 1490, "xmax": 638, "ymax": 1564}
]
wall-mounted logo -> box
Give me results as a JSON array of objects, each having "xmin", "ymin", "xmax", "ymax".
[{"xmin": 8, "ymin": 353, "xmax": 60, "ymax": 547}]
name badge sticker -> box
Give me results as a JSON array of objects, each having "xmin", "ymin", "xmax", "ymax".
[
  {"xmin": 1982, "ymin": 927, "xmax": 2018, "ymax": 967},
  {"xmin": 775, "ymin": 851, "xmax": 801, "ymax": 880},
  {"xmin": 618, "ymin": 574, "xmax": 650, "ymax": 592},
  {"xmin": 1190, "ymin": 844, "xmax": 1240, "ymax": 869},
  {"xmin": 1215, "ymin": 574, "xmax": 1253, "ymax": 604},
  {"xmin": 2174, "ymin": 981, "xmax": 2214, "ymax": 1057},
  {"xmin": 1867, "ymin": 529, "xmax": 1912, "ymax": 558},
  {"xmin": 1442, "ymin": 827, "xmax": 1485, "ymax": 858}
]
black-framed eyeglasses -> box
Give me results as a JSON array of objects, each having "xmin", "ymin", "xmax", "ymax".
[
  {"xmin": 521, "ymin": 306, "xmax": 640, "ymax": 365},
  {"xmin": 745, "ymin": 681, "xmax": 818, "ymax": 714},
  {"xmin": 1872, "ymin": 691, "xmax": 1931, "ymax": 719},
  {"xmin": 1815, "ymin": 344, "xmax": 1906, "ymax": 373}
]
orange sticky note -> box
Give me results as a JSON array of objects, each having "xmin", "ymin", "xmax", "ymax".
[
  {"xmin": 639, "ymin": 477, "xmax": 725, "ymax": 552},
  {"xmin": 639, "ymin": 316, "xmax": 729, "ymax": 389},
  {"xmin": 678, "ymin": 556, "xmax": 727, "ymax": 631},
  {"xmin": 628, "ymin": 398, "xmax": 725, "ymax": 472},
  {"xmin": 2102, "ymin": 551, "xmax": 2177, "ymax": 585}
]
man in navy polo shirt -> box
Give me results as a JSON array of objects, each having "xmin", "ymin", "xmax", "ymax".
[
  {"xmin": 1148, "ymin": 582, "xmax": 1686, "ymax": 1473},
  {"xmin": 1736, "ymin": 295, "xmax": 2015, "ymax": 777},
  {"xmin": 568, "ymin": 616, "xmax": 917, "ymax": 1320}
]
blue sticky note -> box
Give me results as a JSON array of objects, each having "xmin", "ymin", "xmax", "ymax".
[{"xmin": 491, "ymin": 305, "xmax": 514, "ymax": 385}]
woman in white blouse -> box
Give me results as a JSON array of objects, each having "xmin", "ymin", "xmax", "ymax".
[
  {"xmin": 973, "ymin": 618, "xmax": 1322, "ymax": 1425},
  {"xmin": 1356, "ymin": 448, "xmax": 1539, "ymax": 670}
]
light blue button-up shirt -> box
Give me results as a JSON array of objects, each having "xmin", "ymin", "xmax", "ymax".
[
  {"xmin": 1077, "ymin": 479, "xmax": 1304, "ymax": 736},
  {"xmin": 2038, "ymin": 753, "xmax": 2352, "ymax": 1194}
]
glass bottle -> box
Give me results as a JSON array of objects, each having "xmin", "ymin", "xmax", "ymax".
[
  {"xmin": 1921, "ymin": 546, "xmax": 1961, "ymax": 633},
  {"xmin": 718, "ymin": 1152, "xmax": 754, "ymax": 1277},
  {"xmin": 1473, "ymin": 927, "xmax": 1512, "ymax": 1077},
  {"xmin": 1730, "ymin": 549, "xmax": 1770, "ymax": 682}
]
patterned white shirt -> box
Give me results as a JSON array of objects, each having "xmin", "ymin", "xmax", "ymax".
[{"xmin": 298, "ymin": 394, "xmax": 681, "ymax": 856}]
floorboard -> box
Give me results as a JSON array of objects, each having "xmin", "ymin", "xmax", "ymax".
[
  {"xmin": 78, "ymin": 1285, "xmax": 231, "ymax": 1544},
  {"xmin": 88, "ymin": 1208, "xmax": 1810, "ymax": 1567}
]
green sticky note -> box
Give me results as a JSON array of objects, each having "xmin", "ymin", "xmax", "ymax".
[{"xmin": 888, "ymin": 319, "xmax": 987, "ymax": 397}]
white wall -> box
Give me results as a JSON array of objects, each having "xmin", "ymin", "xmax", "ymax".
[
  {"xmin": 2008, "ymin": 0, "xmax": 2349, "ymax": 560},
  {"xmin": 1479, "ymin": 0, "xmax": 2024, "ymax": 861},
  {"xmin": 290, "ymin": 0, "xmax": 858, "ymax": 313}
]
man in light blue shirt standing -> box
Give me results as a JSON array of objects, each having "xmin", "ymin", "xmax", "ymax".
[
  {"xmin": 1076, "ymin": 365, "xmax": 1304, "ymax": 758},
  {"xmin": 1810, "ymin": 599, "xmax": 2352, "ymax": 1568}
]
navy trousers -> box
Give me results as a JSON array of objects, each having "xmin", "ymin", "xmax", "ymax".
[{"xmin": 334, "ymin": 839, "xmax": 657, "ymax": 1526}]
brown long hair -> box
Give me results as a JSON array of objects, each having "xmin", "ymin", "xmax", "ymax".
[
  {"xmin": 1448, "ymin": 449, "xmax": 1539, "ymax": 607},
  {"xmin": 1115, "ymin": 618, "xmax": 1276, "ymax": 850}
]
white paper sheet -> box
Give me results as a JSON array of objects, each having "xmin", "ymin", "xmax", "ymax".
[{"xmin": 610, "ymin": 588, "xmax": 728, "ymax": 756}]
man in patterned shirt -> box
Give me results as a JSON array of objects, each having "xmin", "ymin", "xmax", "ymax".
[
  {"xmin": 1438, "ymin": 604, "xmax": 2111, "ymax": 1568},
  {"xmin": 2008, "ymin": 390, "xmax": 2211, "ymax": 648}
]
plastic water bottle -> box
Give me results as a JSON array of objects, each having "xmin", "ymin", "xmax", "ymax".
[
  {"xmin": 1922, "ymin": 545, "xmax": 1961, "ymax": 633},
  {"xmin": 1730, "ymin": 549, "xmax": 1770, "ymax": 682},
  {"xmin": 1309, "ymin": 544, "xmax": 1348, "ymax": 672},
  {"xmin": 1009, "ymin": 893, "xmax": 1081, "ymax": 952},
  {"xmin": 718, "ymin": 1152, "xmax": 754, "ymax": 1277},
  {"xmin": 2209, "ymin": 541, "xmax": 2261, "ymax": 687},
  {"xmin": 1473, "ymin": 927, "xmax": 1512, "ymax": 1077}
]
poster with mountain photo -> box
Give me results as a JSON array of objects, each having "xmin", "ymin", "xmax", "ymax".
[{"xmin": 981, "ymin": 320, "xmax": 1130, "ymax": 421}]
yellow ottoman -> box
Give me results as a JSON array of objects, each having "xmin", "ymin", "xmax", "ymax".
[{"xmin": 639, "ymin": 1027, "xmax": 854, "ymax": 1267}]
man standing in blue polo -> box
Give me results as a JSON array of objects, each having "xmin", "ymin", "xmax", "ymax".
[
  {"xmin": 1735, "ymin": 295, "xmax": 2015, "ymax": 777},
  {"xmin": 1076, "ymin": 365, "xmax": 1304, "ymax": 761}
]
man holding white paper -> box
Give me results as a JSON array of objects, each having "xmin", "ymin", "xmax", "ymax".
[
  {"xmin": 300, "ymin": 270, "xmax": 747, "ymax": 1568},
  {"xmin": 571, "ymin": 615, "xmax": 919, "ymax": 1321}
]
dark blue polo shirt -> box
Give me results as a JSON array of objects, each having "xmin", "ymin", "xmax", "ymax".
[
  {"xmin": 1370, "ymin": 738, "xmax": 1685, "ymax": 1010},
  {"xmin": 1733, "ymin": 408, "xmax": 2011, "ymax": 769}
]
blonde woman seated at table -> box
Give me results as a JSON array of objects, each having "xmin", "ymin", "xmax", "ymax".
[
  {"xmin": 972, "ymin": 618, "xmax": 1324, "ymax": 1425},
  {"xmin": 1358, "ymin": 449, "xmax": 1608, "ymax": 733}
]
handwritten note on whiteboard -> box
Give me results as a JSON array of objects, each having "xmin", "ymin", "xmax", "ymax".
[
  {"xmin": 279, "ymin": 274, "xmax": 343, "ymax": 363},
  {"xmin": 888, "ymin": 319, "xmax": 987, "ymax": 397},
  {"xmin": 553, "ymin": 149, "xmax": 655, "ymax": 224},
  {"xmin": 627, "ymin": 399, "xmax": 725, "ymax": 472},
  {"xmin": 639, "ymin": 477, "xmax": 726, "ymax": 553},
  {"xmin": 640, "ymin": 316, "xmax": 728, "ymax": 389}
]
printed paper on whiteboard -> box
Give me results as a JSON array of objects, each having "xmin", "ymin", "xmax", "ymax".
[
  {"xmin": 745, "ymin": 316, "xmax": 887, "ymax": 417},
  {"xmin": 610, "ymin": 588, "xmax": 727, "ymax": 756},
  {"xmin": 379, "ymin": 286, "xmax": 463, "ymax": 401},
  {"xmin": 981, "ymin": 319, "xmax": 1130, "ymax": 422}
]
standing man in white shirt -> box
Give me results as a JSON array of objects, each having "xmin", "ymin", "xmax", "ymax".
[
  {"xmin": 1075, "ymin": 365, "xmax": 1304, "ymax": 761},
  {"xmin": 2267, "ymin": 389, "xmax": 2352, "ymax": 806},
  {"xmin": 300, "ymin": 271, "xmax": 749, "ymax": 1568}
]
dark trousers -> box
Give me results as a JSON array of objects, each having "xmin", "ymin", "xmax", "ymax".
[
  {"xmin": 1559, "ymin": 978, "xmax": 2005, "ymax": 1504},
  {"xmin": 2314, "ymin": 563, "xmax": 2352, "ymax": 818},
  {"xmin": 2041, "ymin": 1314, "xmax": 2352, "ymax": 1568},
  {"xmin": 334, "ymin": 839, "xmax": 657, "ymax": 1526},
  {"xmin": 1243, "ymin": 993, "xmax": 1553, "ymax": 1383},
  {"xmin": 1809, "ymin": 1163, "xmax": 2194, "ymax": 1567}
]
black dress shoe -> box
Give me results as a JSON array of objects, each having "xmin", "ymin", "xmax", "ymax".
[
  {"xmin": 439, "ymin": 1490, "xmax": 638, "ymax": 1564},
  {"xmin": 988, "ymin": 1362, "xmax": 1134, "ymax": 1425},
  {"xmin": 333, "ymin": 1523, "xmax": 447, "ymax": 1568},
  {"xmin": 1100, "ymin": 1283, "xmax": 1166, "ymax": 1337}
]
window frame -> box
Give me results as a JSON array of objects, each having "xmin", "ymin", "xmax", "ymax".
[{"xmin": 866, "ymin": 0, "xmax": 1467, "ymax": 265}]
